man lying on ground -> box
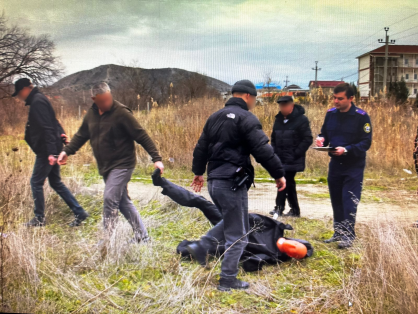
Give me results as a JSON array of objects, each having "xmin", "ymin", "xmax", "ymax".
[{"xmin": 152, "ymin": 169, "xmax": 313, "ymax": 291}]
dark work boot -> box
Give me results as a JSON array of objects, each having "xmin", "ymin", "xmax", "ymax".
[
  {"xmin": 324, "ymin": 234, "xmax": 342, "ymax": 243},
  {"xmin": 69, "ymin": 212, "xmax": 89, "ymax": 227},
  {"xmin": 24, "ymin": 216, "xmax": 45, "ymax": 227},
  {"xmin": 186, "ymin": 242, "xmax": 208, "ymax": 267},
  {"xmin": 217, "ymin": 277, "xmax": 250, "ymax": 291},
  {"xmin": 338, "ymin": 237, "xmax": 354, "ymax": 249},
  {"xmin": 151, "ymin": 168, "xmax": 164, "ymax": 187}
]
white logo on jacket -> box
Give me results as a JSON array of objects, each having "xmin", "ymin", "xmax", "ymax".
[{"xmin": 226, "ymin": 113, "xmax": 235, "ymax": 119}]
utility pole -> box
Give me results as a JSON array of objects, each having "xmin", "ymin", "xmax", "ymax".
[
  {"xmin": 312, "ymin": 61, "xmax": 321, "ymax": 88},
  {"xmin": 283, "ymin": 76, "xmax": 290, "ymax": 89},
  {"xmin": 312, "ymin": 61, "xmax": 321, "ymax": 101},
  {"xmin": 378, "ymin": 27, "xmax": 396, "ymax": 92}
]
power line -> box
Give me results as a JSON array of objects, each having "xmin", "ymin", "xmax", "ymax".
[
  {"xmin": 396, "ymin": 31, "xmax": 418, "ymax": 40},
  {"xmin": 391, "ymin": 24, "xmax": 418, "ymax": 36},
  {"xmin": 318, "ymin": 12, "xmax": 418, "ymax": 64},
  {"xmin": 388, "ymin": 12, "xmax": 418, "ymax": 27}
]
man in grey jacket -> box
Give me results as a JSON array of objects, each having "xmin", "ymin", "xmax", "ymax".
[{"xmin": 58, "ymin": 82, "xmax": 164, "ymax": 242}]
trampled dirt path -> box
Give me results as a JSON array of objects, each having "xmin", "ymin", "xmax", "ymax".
[{"xmin": 81, "ymin": 178, "xmax": 418, "ymax": 224}]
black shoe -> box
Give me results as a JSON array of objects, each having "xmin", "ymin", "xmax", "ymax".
[
  {"xmin": 69, "ymin": 213, "xmax": 89, "ymax": 227},
  {"xmin": 24, "ymin": 216, "xmax": 45, "ymax": 227},
  {"xmin": 283, "ymin": 210, "xmax": 300, "ymax": 217},
  {"xmin": 151, "ymin": 168, "xmax": 164, "ymax": 186},
  {"xmin": 186, "ymin": 242, "xmax": 208, "ymax": 266},
  {"xmin": 338, "ymin": 239, "xmax": 353, "ymax": 249},
  {"xmin": 324, "ymin": 235, "xmax": 342, "ymax": 243},
  {"xmin": 217, "ymin": 277, "xmax": 250, "ymax": 291}
]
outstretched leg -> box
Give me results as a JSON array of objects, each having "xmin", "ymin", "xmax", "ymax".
[{"xmin": 152, "ymin": 169, "xmax": 222, "ymax": 225}]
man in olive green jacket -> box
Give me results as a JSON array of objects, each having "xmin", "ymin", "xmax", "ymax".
[{"xmin": 58, "ymin": 82, "xmax": 164, "ymax": 242}]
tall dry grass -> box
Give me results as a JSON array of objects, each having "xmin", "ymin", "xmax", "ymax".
[
  {"xmin": 345, "ymin": 221, "xmax": 418, "ymax": 313},
  {"xmin": 2, "ymin": 96, "xmax": 416, "ymax": 177}
]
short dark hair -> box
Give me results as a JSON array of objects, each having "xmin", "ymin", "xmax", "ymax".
[{"xmin": 333, "ymin": 83, "xmax": 354, "ymax": 99}]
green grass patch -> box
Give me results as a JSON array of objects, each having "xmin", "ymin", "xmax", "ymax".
[{"xmin": 6, "ymin": 191, "xmax": 356, "ymax": 313}]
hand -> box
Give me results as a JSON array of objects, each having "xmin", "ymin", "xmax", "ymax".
[
  {"xmin": 316, "ymin": 137, "xmax": 325, "ymax": 147},
  {"xmin": 191, "ymin": 175, "xmax": 204, "ymax": 193},
  {"xmin": 61, "ymin": 134, "xmax": 70, "ymax": 145},
  {"xmin": 332, "ymin": 147, "xmax": 346, "ymax": 156},
  {"xmin": 275, "ymin": 177, "xmax": 286, "ymax": 192},
  {"xmin": 154, "ymin": 161, "xmax": 164, "ymax": 174},
  {"xmin": 48, "ymin": 155, "xmax": 57, "ymax": 166},
  {"xmin": 57, "ymin": 151, "xmax": 68, "ymax": 165}
]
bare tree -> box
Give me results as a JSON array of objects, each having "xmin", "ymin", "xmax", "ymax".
[
  {"xmin": 180, "ymin": 72, "xmax": 209, "ymax": 102},
  {"xmin": 0, "ymin": 13, "xmax": 63, "ymax": 96},
  {"xmin": 263, "ymin": 70, "xmax": 277, "ymax": 103}
]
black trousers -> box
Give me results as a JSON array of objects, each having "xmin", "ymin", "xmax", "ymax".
[
  {"xmin": 328, "ymin": 160, "xmax": 364, "ymax": 241},
  {"xmin": 275, "ymin": 171, "xmax": 299, "ymax": 211}
]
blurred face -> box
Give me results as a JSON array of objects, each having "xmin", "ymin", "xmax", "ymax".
[
  {"xmin": 279, "ymin": 102, "xmax": 294, "ymax": 117},
  {"xmin": 234, "ymin": 93, "xmax": 257, "ymax": 110},
  {"xmin": 16, "ymin": 86, "xmax": 33, "ymax": 101},
  {"xmin": 333, "ymin": 91, "xmax": 353, "ymax": 112},
  {"xmin": 92, "ymin": 91, "xmax": 113, "ymax": 112}
]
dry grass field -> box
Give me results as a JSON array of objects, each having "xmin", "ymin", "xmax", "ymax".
[{"xmin": 0, "ymin": 96, "xmax": 417, "ymax": 313}]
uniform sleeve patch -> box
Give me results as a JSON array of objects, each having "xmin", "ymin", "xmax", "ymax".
[
  {"xmin": 356, "ymin": 108, "xmax": 367, "ymax": 115},
  {"xmin": 364, "ymin": 123, "xmax": 371, "ymax": 133},
  {"xmin": 327, "ymin": 107, "xmax": 337, "ymax": 112}
]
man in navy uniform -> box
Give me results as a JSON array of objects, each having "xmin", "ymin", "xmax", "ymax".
[{"xmin": 316, "ymin": 83, "xmax": 372, "ymax": 249}]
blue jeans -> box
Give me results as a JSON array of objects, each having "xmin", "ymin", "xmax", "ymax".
[
  {"xmin": 202, "ymin": 179, "xmax": 249, "ymax": 278},
  {"xmin": 30, "ymin": 155, "xmax": 85, "ymax": 219}
]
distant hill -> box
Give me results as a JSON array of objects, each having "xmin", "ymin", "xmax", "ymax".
[{"xmin": 52, "ymin": 64, "xmax": 231, "ymax": 94}]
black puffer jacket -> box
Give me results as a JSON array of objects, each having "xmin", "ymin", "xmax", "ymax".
[
  {"xmin": 192, "ymin": 97, "xmax": 284, "ymax": 183},
  {"xmin": 24, "ymin": 88, "xmax": 65, "ymax": 156},
  {"xmin": 271, "ymin": 105, "xmax": 313, "ymax": 172}
]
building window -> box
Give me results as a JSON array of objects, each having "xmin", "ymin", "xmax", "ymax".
[
  {"xmin": 406, "ymin": 73, "xmax": 409, "ymax": 80},
  {"xmin": 415, "ymin": 73, "xmax": 418, "ymax": 80},
  {"xmin": 405, "ymin": 59, "xmax": 409, "ymax": 65},
  {"xmin": 415, "ymin": 88, "xmax": 418, "ymax": 94},
  {"xmin": 416, "ymin": 59, "xmax": 418, "ymax": 65}
]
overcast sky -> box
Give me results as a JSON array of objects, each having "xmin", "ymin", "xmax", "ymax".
[{"xmin": 3, "ymin": 0, "xmax": 418, "ymax": 88}]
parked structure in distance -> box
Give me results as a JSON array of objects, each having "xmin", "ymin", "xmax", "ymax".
[{"xmin": 357, "ymin": 45, "xmax": 418, "ymax": 99}]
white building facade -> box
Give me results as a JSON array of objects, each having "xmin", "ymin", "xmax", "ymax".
[{"xmin": 357, "ymin": 45, "xmax": 418, "ymax": 98}]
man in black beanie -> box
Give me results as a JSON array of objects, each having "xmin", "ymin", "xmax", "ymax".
[{"xmin": 190, "ymin": 79, "xmax": 286, "ymax": 291}]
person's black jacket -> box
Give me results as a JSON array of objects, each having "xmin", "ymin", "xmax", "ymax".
[
  {"xmin": 177, "ymin": 214, "xmax": 314, "ymax": 272},
  {"xmin": 271, "ymin": 104, "xmax": 313, "ymax": 172},
  {"xmin": 192, "ymin": 97, "xmax": 284, "ymax": 184},
  {"xmin": 150, "ymin": 171, "xmax": 314, "ymax": 272},
  {"xmin": 24, "ymin": 88, "xmax": 65, "ymax": 156}
]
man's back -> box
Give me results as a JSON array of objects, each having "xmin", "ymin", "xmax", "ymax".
[{"xmin": 25, "ymin": 88, "xmax": 63, "ymax": 156}]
